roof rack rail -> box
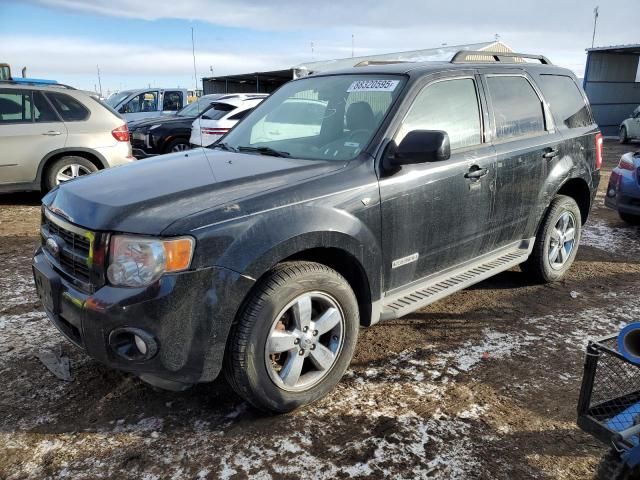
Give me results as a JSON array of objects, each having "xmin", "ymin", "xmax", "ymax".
[
  {"xmin": 0, "ymin": 79, "xmax": 76, "ymax": 89},
  {"xmin": 354, "ymin": 60, "xmax": 410, "ymax": 67},
  {"xmin": 450, "ymin": 51, "xmax": 552, "ymax": 65}
]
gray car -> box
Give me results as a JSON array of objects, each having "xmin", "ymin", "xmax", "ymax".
[
  {"xmin": 620, "ymin": 105, "xmax": 640, "ymax": 143},
  {"xmin": 0, "ymin": 82, "xmax": 135, "ymax": 193}
]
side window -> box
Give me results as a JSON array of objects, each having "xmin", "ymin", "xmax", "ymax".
[
  {"xmin": 486, "ymin": 76, "xmax": 546, "ymax": 140},
  {"xmin": 124, "ymin": 91, "xmax": 158, "ymax": 113},
  {"xmin": 33, "ymin": 91, "xmax": 59, "ymax": 122},
  {"xmin": 0, "ymin": 89, "xmax": 32, "ymax": 123},
  {"xmin": 536, "ymin": 75, "xmax": 592, "ymax": 129},
  {"xmin": 163, "ymin": 91, "xmax": 183, "ymax": 111},
  {"xmin": 45, "ymin": 92, "xmax": 90, "ymax": 121},
  {"xmin": 228, "ymin": 108, "xmax": 253, "ymax": 121},
  {"xmin": 397, "ymin": 78, "xmax": 482, "ymax": 150}
]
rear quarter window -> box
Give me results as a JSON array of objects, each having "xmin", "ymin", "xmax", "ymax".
[
  {"xmin": 45, "ymin": 92, "xmax": 90, "ymax": 121},
  {"xmin": 536, "ymin": 74, "xmax": 593, "ymax": 129}
]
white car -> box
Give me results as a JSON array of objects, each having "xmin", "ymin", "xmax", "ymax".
[{"xmin": 190, "ymin": 94, "xmax": 267, "ymax": 147}]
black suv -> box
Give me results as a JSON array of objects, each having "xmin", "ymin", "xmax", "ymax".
[{"xmin": 33, "ymin": 51, "xmax": 601, "ymax": 412}]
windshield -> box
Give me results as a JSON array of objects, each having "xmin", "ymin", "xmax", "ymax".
[
  {"xmin": 218, "ymin": 74, "xmax": 406, "ymax": 161},
  {"xmin": 105, "ymin": 91, "xmax": 130, "ymax": 108},
  {"xmin": 178, "ymin": 97, "xmax": 216, "ymax": 117}
]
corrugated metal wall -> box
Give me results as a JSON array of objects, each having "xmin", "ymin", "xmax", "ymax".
[{"xmin": 584, "ymin": 51, "xmax": 640, "ymax": 136}]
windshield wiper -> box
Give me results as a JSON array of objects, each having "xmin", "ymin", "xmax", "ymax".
[
  {"xmin": 237, "ymin": 146, "xmax": 290, "ymax": 157},
  {"xmin": 210, "ymin": 142, "xmax": 237, "ymax": 152}
]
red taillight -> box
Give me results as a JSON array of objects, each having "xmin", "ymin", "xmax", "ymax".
[
  {"xmin": 112, "ymin": 124, "xmax": 130, "ymax": 142},
  {"xmin": 201, "ymin": 127, "xmax": 229, "ymax": 136},
  {"xmin": 595, "ymin": 133, "xmax": 603, "ymax": 170},
  {"xmin": 618, "ymin": 156, "xmax": 636, "ymax": 171}
]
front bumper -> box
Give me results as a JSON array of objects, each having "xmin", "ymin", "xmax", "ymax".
[
  {"xmin": 33, "ymin": 248, "xmax": 253, "ymax": 385},
  {"xmin": 605, "ymin": 169, "xmax": 640, "ymax": 216}
]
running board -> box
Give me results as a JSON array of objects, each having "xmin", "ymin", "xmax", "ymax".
[{"xmin": 380, "ymin": 239, "xmax": 534, "ymax": 320}]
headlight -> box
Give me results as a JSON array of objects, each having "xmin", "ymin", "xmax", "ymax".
[{"xmin": 107, "ymin": 235, "xmax": 195, "ymax": 287}]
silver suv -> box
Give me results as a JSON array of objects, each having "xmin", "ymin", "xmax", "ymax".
[{"xmin": 0, "ymin": 82, "xmax": 135, "ymax": 193}]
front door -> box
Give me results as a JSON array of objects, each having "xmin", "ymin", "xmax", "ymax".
[
  {"xmin": 0, "ymin": 89, "xmax": 67, "ymax": 185},
  {"xmin": 121, "ymin": 90, "xmax": 159, "ymax": 122},
  {"xmin": 379, "ymin": 74, "xmax": 497, "ymax": 291}
]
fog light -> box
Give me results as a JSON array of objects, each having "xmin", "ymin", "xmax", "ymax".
[
  {"xmin": 108, "ymin": 328, "xmax": 157, "ymax": 361},
  {"xmin": 608, "ymin": 188, "xmax": 616, "ymax": 197}
]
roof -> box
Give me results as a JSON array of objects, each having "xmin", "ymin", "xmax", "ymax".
[
  {"xmin": 586, "ymin": 44, "xmax": 640, "ymax": 54},
  {"xmin": 292, "ymin": 41, "xmax": 514, "ymax": 77}
]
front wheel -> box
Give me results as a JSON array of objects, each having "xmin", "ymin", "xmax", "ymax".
[
  {"xmin": 224, "ymin": 261, "xmax": 359, "ymax": 413},
  {"xmin": 164, "ymin": 138, "xmax": 191, "ymax": 154},
  {"xmin": 521, "ymin": 195, "xmax": 582, "ymax": 283}
]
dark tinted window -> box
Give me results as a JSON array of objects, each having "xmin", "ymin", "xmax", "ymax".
[
  {"xmin": 486, "ymin": 76, "xmax": 545, "ymax": 139},
  {"xmin": 202, "ymin": 103, "xmax": 235, "ymax": 120},
  {"xmin": 33, "ymin": 91, "xmax": 59, "ymax": 122},
  {"xmin": 537, "ymin": 75, "xmax": 592, "ymax": 128},
  {"xmin": 0, "ymin": 89, "xmax": 32, "ymax": 123},
  {"xmin": 46, "ymin": 92, "xmax": 90, "ymax": 121},
  {"xmin": 163, "ymin": 91, "xmax": 183, "ymax": 111},
  {"xmin": 398, "ymin": 78, "xmax": 482, "ymax": 150},
  {"xmin": 228, "ymin": 108, "xmax": 253, "ymax": 121}
]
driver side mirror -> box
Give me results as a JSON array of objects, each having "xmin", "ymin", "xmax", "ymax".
[{"xmin": 388, "ymin": 130, "xmax": 451, "ymax": 168}]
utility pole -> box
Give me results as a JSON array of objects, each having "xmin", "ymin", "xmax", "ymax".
[
  {"xmin": 351, "ymin": 34, "xmax": 354, "ymax": 58},
  {"xmin": 592, "ymin": 6, "xmax": 599, "ymax": 48},
  {"xmin": 191, "ymin": 27, "xmax": 198, "ymax": 95},
  {"xmin": 96, "ymin": 65, "xmax": 102, "ymax": 97},
  {"xmin": 311, "ymin": 41, "xmax": 314, "ymax": 60}
]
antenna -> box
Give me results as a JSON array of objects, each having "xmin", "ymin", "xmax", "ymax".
[
  {"xmin": 351, "ymin": 34, "xmax": 354, "ymax": 58},
  {"xmin": 591, "ymin": 6, "xmax": 599, "ymax": 48},
  {"xmin": 311, "ymin": 41, "xmax": 314, "ymax": 60},
  {"xmin": 96, "ymin": 64, "xmax": 103, "ymax": 97}
]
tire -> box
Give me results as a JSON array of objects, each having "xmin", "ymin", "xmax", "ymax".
[
  {"xmin": 164, "ymin": 138, "xmax": 191, "ymax": 154},
  {"xmin": 224, "ymin": 261, "xmax": 359, "ymax": 413},
  {"xmin": 597, "ymin": 448, "xmax": 637, "ymax": 480},
  {"xmin": 44, "ymin": 155, "xmax": 98, "ymax": 191},
  {"xmin": 620, "ymin": 126, "xmax": 629, "ymax": 144},
  {"xmin": 620, "ymin": 212, "xmax": 640, "ymax": 225},
  {"xmin": 521, "ymin": 195, "xmax": 582, "ymax": 283}
]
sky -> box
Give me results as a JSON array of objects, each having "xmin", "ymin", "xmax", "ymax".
[{"xmin": 0, "ymin": 0, "xmax": 638, "ymax": 95}]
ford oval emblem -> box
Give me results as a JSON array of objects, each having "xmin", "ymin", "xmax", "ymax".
[{"xmin": 46, "ymin": 237, "xmax": 60, "ymax": 257}]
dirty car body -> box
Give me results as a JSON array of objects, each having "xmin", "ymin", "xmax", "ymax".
[{"xmin": 33, "ymin": 54, "xmax": 602, "ymax": 411}]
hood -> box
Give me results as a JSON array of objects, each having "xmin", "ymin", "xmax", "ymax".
[
  {"xmin": 128, "ymin": 114, "xmax": 190, "ymax": 129},
  {"xmin": 43, "ymin": 148, "xmax": 345, "ymax": 234}
]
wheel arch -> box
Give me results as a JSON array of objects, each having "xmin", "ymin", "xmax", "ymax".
[
  {"xmin": 555, "ymin": 177, "xmax": 592, "ymax": 225},
  {"xmin": 37, "ymin": 148, "xmax": 108, "ymax": 190}
]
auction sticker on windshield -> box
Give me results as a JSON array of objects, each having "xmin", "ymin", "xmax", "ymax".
[{"xmin": 347, "ymin": 79, "xmax": 399, "ymax": 92}]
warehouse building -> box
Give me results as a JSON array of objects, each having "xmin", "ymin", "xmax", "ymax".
[
  {"xmin": 202, "ymin": 41, "xmax": 514, "ymax": 95},
  {"xmin": 583, "ymin": 44, "xmax": 640, "ymax": 136}
]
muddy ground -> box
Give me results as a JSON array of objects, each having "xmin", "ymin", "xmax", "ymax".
[{"xmin": 1, "ymin": 141, "xmax": 639, "ymax": 479}]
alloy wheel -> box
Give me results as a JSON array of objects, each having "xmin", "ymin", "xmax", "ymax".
[
  {"xmin": 548, "ymin": 211, "xmax": 577, "ymax": 270},
  {"xmin": 55, "ymin": 164, "xmax": 92, "ymax": 184}
]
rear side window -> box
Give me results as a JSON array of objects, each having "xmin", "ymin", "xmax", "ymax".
[
  {"xmin": 202, "ymin": 103, "xmax": 236, "ymax": 120},
  {"xmin": 537, "ymin": 75, "xmax": 592, "ymax": 129},
  {"xmin": 33, "ymin": 91, "xmax": 59, "ymax": 122},
  {"xmin": 486, "ymin": 76, "xmax": 545, "ymax": 140},
  {"xmin": 397, "ymin": 78, "xmax": 482, "ymax": 150},
  {"xmin": 46, "ymin": 92, "xmax": 90, "ymax": 121},
  {"xmin": 0, "ymin": 89, "xmax": 32, "ymax": 123},
  {"xmin": 228, "ymin": 108, "xmax": 253, "ymax": 121}
]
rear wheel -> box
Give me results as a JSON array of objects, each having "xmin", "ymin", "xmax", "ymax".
[
  {"xmin": 521, "ymin": 195, "xmax": 582, "ymax": 283},
  {"xmin": 619, "ymin": 126, "xmax": 629, "ymax": 144},
  {"xmin": 620, "ymin": 212, "xmax": 640, "ymax": 225},
  {"xmin": 164, "ymin": 138, "xmax": 191, "ymax": 154},
  {"xmin": 44, "ymin": 155, "xmax": 98, "ymax": 191},
  {"xmin": 224, "ymin": 261, "xmax": 359, "ymax": 413}
]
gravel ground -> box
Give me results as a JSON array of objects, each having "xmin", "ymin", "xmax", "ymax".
[{"xmin": 0, "ymin": 141, "xmax": 639, "ymax": 479}]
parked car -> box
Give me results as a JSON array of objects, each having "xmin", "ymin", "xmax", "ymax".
[
  {"xmin": 129, "ymin": 94, "xmax": 233, "ymax": 157},
  {"xmin": 249, "ymin": 98, "xmax": 327, "ymax": 143},
  {"xmin": 605, "ymin": 150, "xmax": 640, "ymax": 224},
  {"xmin": 0, "ymin": 81, "xmax": 134, "ymax": 193},
  {"xmin": 105, "ymin": 88, "xmax": 188, "ymax": 123},
  {"xmin": 189, "ymin": 94, "xmax": 267, "ymax": 146},
  {"xmin": 619, "ymin": 106, "xmax": 640, "ymax": 144},
  {"xmin": 33, "ymin": 51, "xmax": 601, "ymax": 413}
]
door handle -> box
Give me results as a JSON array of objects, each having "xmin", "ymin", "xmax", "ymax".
[
  {"xmin": 42, "ymin": 131, "xmax": 62, "ymax": 136},
  {"xmin": 542, "ymin": 148, "xmax": 559, "ymax": 159},
  {"xmin": 464, "ymin": 167, "xmax": 488, "ymax": 179}
]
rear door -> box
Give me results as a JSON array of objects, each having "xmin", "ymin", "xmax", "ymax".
[
  {"xmin": 480, "ymin": 70, "xmax": 563, "ymax": 246},
  {"xmin": 0, "ymin": 89, "xmax": 67, "ymax": 185},
  {"xmin": 379, "ymin": 72, "xmax": 498, "ymax": 290}
]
